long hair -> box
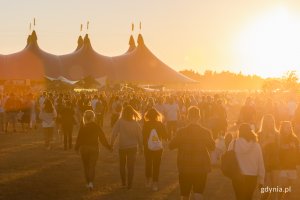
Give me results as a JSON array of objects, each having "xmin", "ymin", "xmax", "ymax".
[
  {"xmin": 121, "ymin": 105, "xmax": 141, "ymax": 121},
  {"xmin": 258, "ymin": 114, "xmax": 278, "ymax": 140},
  {"xmin": 83, "ymin": 110, "xmax": 95, "ymax": 125},
  {"xmin": 279, "ymin": 121, "xmax": 297, "ymax": 139},
  {"xmin": 239, "ymin": 123, "xmax": 258, "ymax": 142},
  {"xmin": 43, "ymin": 98, "xmax": 54, "ymax": 113},
  {"xmin": 144, "ymin": 108, "xmax": 162, "ymax": 122}
]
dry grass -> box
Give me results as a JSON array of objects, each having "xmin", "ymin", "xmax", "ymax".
[{"xmin": 0, "ymin": 119, "xmax": 299, "ymax": 200}]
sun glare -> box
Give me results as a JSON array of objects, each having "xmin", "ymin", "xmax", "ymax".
[{"xmin": 236, "ymin": 5, "xmax": 300, "ymax": 78}]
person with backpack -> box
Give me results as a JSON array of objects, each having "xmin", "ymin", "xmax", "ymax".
[
  {"xmin": 228, "ymin": 123, "xmax": 265, "ymax": 200},
  {"xmin": 169, "ymin": 106, "xmax": 215, "ymax": 200},
  {"xmin": 111, "ymin": 105, "xmax": 143, "ymax": 190},
  {"xmin": 4, "ymin": 93, "xmax": 21, "ymax": 133},
  {"xmin": 142, "ymin": 108, "xmax": 167, "ymax": 191}
]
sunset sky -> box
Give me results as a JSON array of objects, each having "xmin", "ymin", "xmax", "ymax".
[{"xmin": 1, "ymin": 0, "xmax": 300, "ymax": 78}]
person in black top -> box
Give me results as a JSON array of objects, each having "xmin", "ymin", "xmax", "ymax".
[
  {"xmin": 142, "ymin": 108, "xmax": 166, "ymax": 191},
  {"xmin": 169, "ymin": 106, "xmax": 215, "ymax": 200},
  {"xmin": 75, "ymin": 110, "xmax": 112, "ymax": 190},
  {"xmin": 61, "ymin": 100, "xmax": 76, "ymax": 150}
]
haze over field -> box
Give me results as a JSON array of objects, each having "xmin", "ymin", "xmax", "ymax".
[{"xmin": 1, "ymin": 0, "xmax": 300, "ymax": 78}]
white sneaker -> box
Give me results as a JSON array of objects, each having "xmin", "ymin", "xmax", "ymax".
[
  {"xmin": 152, "ymin": 182, "xmax": 158, "ymax": 191},
  {"xmin": 88, "ymin": 182, "xmax": 94, "ymax": 190}
]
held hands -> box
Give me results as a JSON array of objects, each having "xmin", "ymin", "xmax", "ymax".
[{"xmin": 139, "ymin": 147, "xmax": 144, "ymax": 155}]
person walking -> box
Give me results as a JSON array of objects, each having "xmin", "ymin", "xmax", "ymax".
[
  {"xmin": 257, "ymin": 114, "xmax": 280, "ymax": 200},
  {"xmin": 75, "ymin": 110, "xmax": 112, "ymax": 190},
  {"xmin": 61, "ymin": 100, "xmax": 76, "ymax": 150},
  {"xmin": 228, "ymin": 123, "xmax": 265, "ymax": 200},
  {"xmin": 111, "ymin": 105, "xmax": 143, "ymax": 190},
  {"xmin": 142, "ymin": 108, "xmax": 166, "ymax": 191},
  {"xmin": 39, "ymin": 98, "xmax": 57, "ymax": 149},
  {"xmin": 278, "ymin": 121, "xmax": 299, "ymax": 200},
  {"xmin": 169, "ymin": 106, "xmax": 215, "ymax": 200}
]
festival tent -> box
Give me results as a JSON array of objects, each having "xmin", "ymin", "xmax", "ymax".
[
  {"xmin": 60, "ymin": 34, "xmax": 114, "ymax": 81},
  {"xmin": 0, "ymin": 31, "xmax": 62, "ymax": 80},
  {"xmin": 126, "ymin": 35, "xmax": 136, "ymax": 53},
  {"xmin": 75, "ymin": 36, "xmax": 84, "ymax": 51},
  {"xmin": 111, "ymin": 34, "xmax": 195, "ymax": 84}
]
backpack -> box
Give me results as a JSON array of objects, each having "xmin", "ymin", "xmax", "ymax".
[
  {"xmin": 220, "ymin": 140, "xmax": 240, "ymax": 179},
  {"xmin": 148, "ymin": 129, "xmax": 163, "ymax": 151}
]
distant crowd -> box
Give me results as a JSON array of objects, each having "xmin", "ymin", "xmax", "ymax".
[{"xmin": 1, "ymin": 89, "xmax": 300, "ymax": 200}]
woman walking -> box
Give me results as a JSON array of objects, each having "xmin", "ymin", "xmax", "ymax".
[
  {"xmin": 278, "ymin": 121, "xmax": 299, "ymax": 199},
  {"xmin": 142, "ymin": 108, "xmax": 166, "ymax": 191},
  {"xmin": 111, "ymin": 105, "xmax": 143, "ymax": 190},
  {"xmin": 75, "ymin": 110, "xmax": 111, "ymax": 190},
  {"xmin": 39, "ymin": 98, "xmax": 57, "ymax": 149},
  {"xmin": 228, "ymin": 123, "xmax": 265, "ymax": 200},
  {"xmin": 257, "ymin": 114, "xmax": 280, "ymax": 200}
]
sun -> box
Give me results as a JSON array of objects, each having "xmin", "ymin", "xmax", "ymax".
[{"xmin": 235, "ymin": 5, "xmax": 300, "ymax": 78}]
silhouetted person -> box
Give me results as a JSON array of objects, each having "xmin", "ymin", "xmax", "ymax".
[{"xmin": 169, "ymin": 106, "xmax": 215, "ymax": 200}]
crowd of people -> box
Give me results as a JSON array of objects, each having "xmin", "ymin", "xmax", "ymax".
[{"xmin": 1, "ymin": 89, "xmax": 300, "ymax": 200}]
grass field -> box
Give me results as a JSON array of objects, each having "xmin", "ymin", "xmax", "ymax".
[{"xmin": 0, "ymin": 120, "xmax": 300, "ymax": 200}]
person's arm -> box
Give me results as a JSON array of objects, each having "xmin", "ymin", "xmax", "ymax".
[
  {"xmin": 137, "ymin": 123, "xmax": 143, "ymax": 152},
  {"xmin": 142, "ymin": 123, "xmax": 147, "ymax": 147},
  {"xmin": 257, "ymin": 143, "xmax": 265, "ymax": 185},
  {"xmin": 53, "ymin": 108, "xmax": 57, "ymax": 118},
  {"xmin": 205, "ymin": 130, "xmax": 216, "ymax": 151},
  {"xmin": 75, "ymin": 127, "xmax": 83, "ymax": 151},
  {"xmin": 169, "ymin": 130, "xmax": 181, "ymax": 150},
  {"xmin": 110, "ymin": 120, "xmax": 120, "ymax": 146},
  {"xmin": 97, "ymin": 126, "xmax": 111, "ymax": 150}
]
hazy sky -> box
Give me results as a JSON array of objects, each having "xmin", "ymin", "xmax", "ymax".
[{"xmin": 1, "ymin": 0, "xmax": 300, "ymax": 77}]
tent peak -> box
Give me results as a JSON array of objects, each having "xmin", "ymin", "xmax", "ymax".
[
  {"xmin": 137, "ymin": 34, "xmax": 144, "ymax": 46},
  {"xmin": 129, "ymin": 35, "xmax": 135, "ymax": 46},
  {"xmin": 30, "ymin": 30, "xmax": 38, "ymax": 43},
  {"xmin": 26, "ymin": 35, "xmax": 31, "ymax": 47},
  {"xmin": 83, "ymin": 34, "xmax": 92, "ymax": 47},
  {"xmin": 76, "ymin": 36, "xmax": 83, "ymax": 51}
]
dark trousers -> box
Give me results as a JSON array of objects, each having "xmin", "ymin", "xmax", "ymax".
[
  {"xmin": 119, "ymin": 147, "xmax": 137, "ymax": 188},
  {"xmin": 232, "ymin": 174, "xmax": 258, "ymax": 200},
  {"xmin": 80, "ymin": 146, "xmax": 99, "ymax": 183},
  {"xmin": 179, "ymin": 172, "xmax": 208, "ymax": 197},
  {"xmin": 145, "ymin": 149, "xmax": 163, "ymax": 182},
  {"xmin": 111, "ymin": 114, "xmax": 119, "ymax": 127},
  {"xmin": 62, "ymin": 125, "xmax": 73, "ymax": 150},
  {"xmin": 43, "ymin": 127, "xmax": 54, "ymax": 148}
]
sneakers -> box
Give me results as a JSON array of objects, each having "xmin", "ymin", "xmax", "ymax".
[
  {"xmin": 86, "ymin": 182, "xmax": 94, "ymax": 190},
  {"xmin": 152, "ymin": 182, "xmax": 158, "ymax": 191},
  {"xmin": 145, "ymin": 179, "xmax": 152, "ymax": 188}
]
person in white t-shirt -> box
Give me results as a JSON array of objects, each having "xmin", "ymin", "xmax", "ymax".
[
  {"xmin": 228, "ymin": 123, "xmax": 265, "ymax": 200},
  {"xmin": 164, "ymin": 96, "xmax": 180, "ymax": 141}
]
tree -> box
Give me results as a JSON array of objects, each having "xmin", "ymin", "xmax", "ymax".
[{"xmin": 282, "ymin": 71, "xmax": 299, "ymax": 92}]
